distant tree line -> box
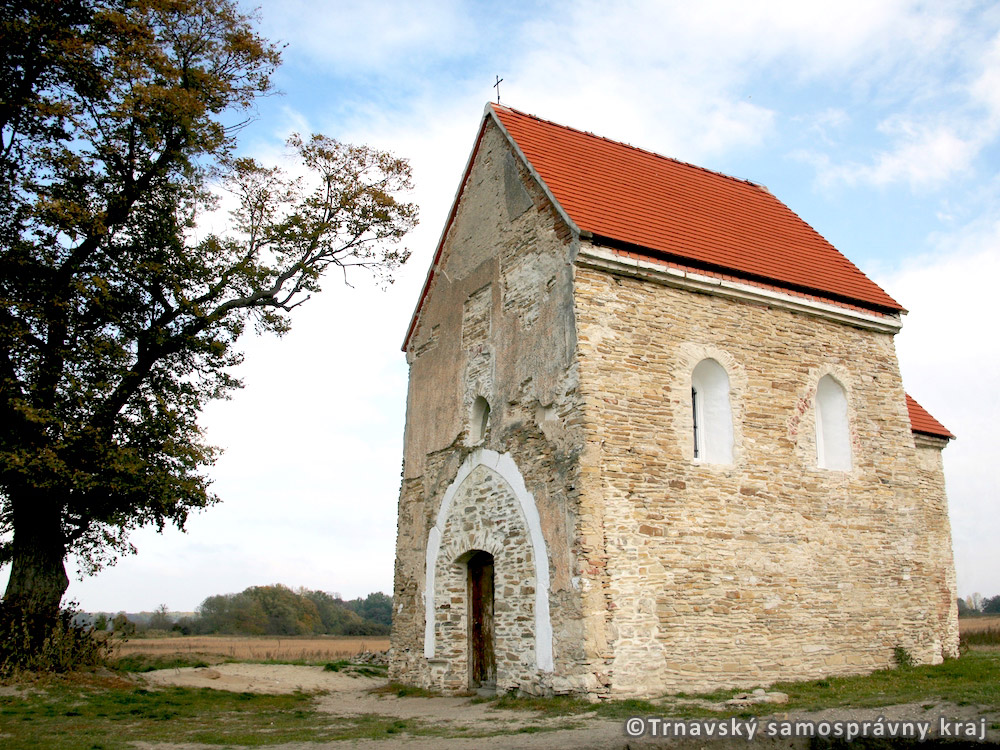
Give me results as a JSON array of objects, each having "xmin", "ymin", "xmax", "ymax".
[
  {"xmin": 958, "ymin": 593, "xmax": 1000, "ymax": 616},
  {"xmin": 192, "ymin": 586, "xmax": 390, "ymax": 636},
  {"xmin": 87, "ymin": 586, "xmax": 392, "ymax": 636}
]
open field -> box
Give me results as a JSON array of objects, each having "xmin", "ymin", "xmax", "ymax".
[
  {"xmin": 959, "ymin": 614, "xmax": 1000, "ymax": 634},
  {"xmin": 3, "ymin": 649, "xmax": 1000, "ymax": 748},
  {"xmin": 112, "ymin": 634, "xmax": 389, "ymax": 663}
]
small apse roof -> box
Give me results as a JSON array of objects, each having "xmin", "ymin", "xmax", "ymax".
[{"xmin": 905, "ymin": 394, "xmax": 954, "ymax": 440}]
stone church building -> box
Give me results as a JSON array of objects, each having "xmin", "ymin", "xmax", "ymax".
[{"xmin": 389, "ymin": 103, "xmax": 958, "ymax": 698}]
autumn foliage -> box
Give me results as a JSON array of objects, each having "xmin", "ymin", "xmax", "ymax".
[{"xmin": 0, "ymin": 0, "xmax": 416, "ymax": 660}]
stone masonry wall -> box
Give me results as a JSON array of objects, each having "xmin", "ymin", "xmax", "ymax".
[
  {"xmin": 391, "ymin": 113, "xmax": 957, "ymax": 700},
  {"xmin": 390, "ymin": 120, "xmax": 590, "ymax": 694},
  {"xmin": 428, "ymin": 463, "xmax": 537, "ymax": 693},
  {"xmin": 571, "ymin": 260, "xmax": 959, "ymax": 697}
]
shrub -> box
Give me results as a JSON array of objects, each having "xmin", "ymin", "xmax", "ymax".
[
  {"xmin": 0, "ymin": 606, "xmax": 113, "ymax": 676},
  {"xmin": 893, "ymin": 645, "xmax": 915, "ymax": 669}
]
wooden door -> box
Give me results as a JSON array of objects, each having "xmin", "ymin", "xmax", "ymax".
[{"xmin": 467, "ymin": 551, "xmax": 496, "ymax": 688}]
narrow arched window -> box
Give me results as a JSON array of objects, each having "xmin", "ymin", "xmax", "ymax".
[
  {"xmin": 691, "ymin": 359, "xmax": 734, "ymax": 464},
  {"xmin": 471, "ymin": 396, "xmax": 490, "ymax": 443},
  {"xmin": 816, "ymin": 375, "xmax": 851, "ymax": 470}
]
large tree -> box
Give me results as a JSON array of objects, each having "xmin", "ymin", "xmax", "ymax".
[{"xmin": 0, "ymin": 0, "xmax": 417, "ymax": 629}]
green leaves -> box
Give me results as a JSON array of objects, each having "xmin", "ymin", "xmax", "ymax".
[{"xmin": 0, "ymin": 0, "xmax": 416, "ymax": 602}]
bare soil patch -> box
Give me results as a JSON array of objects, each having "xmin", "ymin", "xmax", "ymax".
[
  {"xmin": 114, "ymin": 634, "xmax": 389, "ymax": 662},
  {"xmin": 139, "ymin": 664, "xmax": 609, "ymax": 748},
  {"xmin": 137, "ymin": 664, "xmax": 1000, "ymax": 749},
  {"xmin": 139, "ymin": 662, "xmax": 374, "ymax": 694}
]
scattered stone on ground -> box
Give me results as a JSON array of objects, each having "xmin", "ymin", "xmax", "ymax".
[
  {"xmin": 725, "ymin": 687, "xmax": 790, "ymax": 706},
  {"xmin": 351, "ymin": 649, "xmax": 388, "ymax": 666}
]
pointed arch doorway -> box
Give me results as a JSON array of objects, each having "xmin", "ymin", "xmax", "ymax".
[{"xmin": 466, "ymin": 550, "xmax": 496, "ymax": 689}]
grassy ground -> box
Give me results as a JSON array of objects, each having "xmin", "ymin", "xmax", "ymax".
[
  {"xmin": 0, "ymin": 673, "xmax": 435, "ymax": 748},
  {"xmin": 678, "ymin": 648, "xmax": 1000, "ymax": 717},
  {"xmin": 960, "ymin": 626, "xmax": 1000, "ymax": 648},
  {"xmin": 2, "ymin": 649, "xmax": 998, "ymax": 748},
  {"xmin": 0, "ymin": 672, "xmax": 556, "ymax": 748},
  {"xmin": 482, "ymin": 649, "xmax": 1000, "ymax": 721},
  {"xmin": 110, "ymin": 651, "xmax": 391, "ymax": 675}
]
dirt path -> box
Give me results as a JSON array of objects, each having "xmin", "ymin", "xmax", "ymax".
[
  {"xmin": 140, "ymin": 663, "xmax": 369, "ymax": 694},
  {"xmin": 138, "ymin": 664, "xmax": 1000, "ymax": 749},
  {"xmin": 140, "ymin": 664, "xmax": 614, "ymax": 747}
]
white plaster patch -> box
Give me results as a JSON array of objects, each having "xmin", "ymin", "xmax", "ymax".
[{"xmin": 423, "ymin": 448, "xmax": 554, "ymax": 671}]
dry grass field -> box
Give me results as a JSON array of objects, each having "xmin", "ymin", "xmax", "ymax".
[
  {"xmin": 113, "ymin": 634, "xmax": 389, "ymax": 662},
  {"xmin": 959, "ymin": 615, "xmax": 1000, "ymax": 634},
  {"xmin": 110, "ymin": 619, "xmax": 995, "ymax": 663}
]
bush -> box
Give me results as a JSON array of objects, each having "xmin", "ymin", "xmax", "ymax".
[
  {"xmin": 111, "ymin": 613, "xmax": 135, "ymax": 636},
  {"xmin": 0, "ymin": 606, "xmax": 113, "ymax": 676},
  {"xmin": 893, "ymin": 645, "xmax": 915, "ymax": 669}
]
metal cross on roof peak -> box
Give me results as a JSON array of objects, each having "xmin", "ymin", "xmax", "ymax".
[{"xmin": 494, "ymin": 75, "xmax": 503, "ymax": 104}]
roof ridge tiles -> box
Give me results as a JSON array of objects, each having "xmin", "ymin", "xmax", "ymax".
[{"xmin": 491, "ymin": 103, "xmax": 767, "ymax": 192}]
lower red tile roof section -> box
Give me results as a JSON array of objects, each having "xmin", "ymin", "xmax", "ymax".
[
  {"xmin": 491, "ymin": 104, "xmax": 903, "ymax": 314},
  {"xmin": 905, "ymin": 394, "xmax": 954, "ymax": 439}
]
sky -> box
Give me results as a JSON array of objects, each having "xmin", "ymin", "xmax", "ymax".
[{"xmin": 6, "ymin": 0, "xmax": 999, "ymax": 613}]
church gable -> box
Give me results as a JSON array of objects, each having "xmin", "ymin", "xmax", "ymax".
[
  {"xmin": 400, "ymin": 115, "xmax": 580, "ymax": 475},
  {"xmin": 403, "ymin": 113, "xmax": 574, "ymax": 356},
  {"xmin": 392, "ymin": 109, "xmax": 588, "ymax": 695}
]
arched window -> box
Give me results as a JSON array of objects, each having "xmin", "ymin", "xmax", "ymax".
[
  {"xmin": 471, "ymin": 396, "xmax": 490, "ymax": 443},
  {"xmin": 816, "ymin": 375, "xmax": 851, "ymax": 470},
  {"xmin": 691, "ymin": 359, "xmax": 734, "ymax": 464}
]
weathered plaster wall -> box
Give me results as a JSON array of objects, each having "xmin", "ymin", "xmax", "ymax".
[
  {"xmin": 571, "ymin": 258, "xmax": 959, "ymax": 696},
  {"xmin": 390, "ymin": 120, "xmax": 588, "ymax": 694}
]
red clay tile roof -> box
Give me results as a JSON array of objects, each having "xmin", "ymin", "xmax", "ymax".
[
  {"xmin": 403, "ymin": 106, "xmax": 948, "ymax": 440},
  {"xmin": 906, "ymin": 393, "xmax": 954, "ymax": 440},
  {"xmin": 491, "ymin": 104, "xmax": 903, "ymax": 314}
]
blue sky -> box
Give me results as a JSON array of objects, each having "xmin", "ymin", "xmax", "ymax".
[{"xmin": 10, "ymin": 0, "xmax": 998, "ymax": 613}]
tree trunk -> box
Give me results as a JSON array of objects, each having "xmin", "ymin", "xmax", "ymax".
[
  {"xmin": 0, "ymin": 493, "xmax": 98, "ymax": 674},
  {"xmin": 2, "ymin": 491, "xmax": 69, "ymax": 619}
]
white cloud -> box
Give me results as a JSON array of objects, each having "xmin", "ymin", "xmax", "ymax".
[
  {"xmin": 63, "ymin": 273, "xmax": 417, "ymax": 611},
  {"xmin": 970, "ymin": 31, "xmax": 1000, "ymax": 125},
  {"xmin": 254, "ymin": 0, "xmax": 477, "ymax": 73},
  {"xmin": 491, "ymin": 0, "xmax": 975, "ymax": 169},
  {"xmin": 797, "ymin": 108, "xmax": 851, "ymax": 146},
  {"xmin": 797, "ymin": 20, "xmax": 1000, "ymax": 191},
  {"xmin": 874, "ymin": 220, "xmax": 1000, "ymax": 598},
  {"xmin": 814, "ymin": 118, "xmax": 981, "ymax": 188},
  {"xmin": 527, "ymin": 0, "xmax": 955, "ymax": 80}
]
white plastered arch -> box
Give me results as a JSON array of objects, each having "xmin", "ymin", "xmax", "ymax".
[
  {"xmin": 675, "ymin": 343, "xmax": 746, "ymax": 464},
  {"xmin": 423, "ymin": 448, "xmax": 553, "ymax": 671},
  {"xmin": 691, "ymin": 358, "xmax": 735, "ymax": 464},
  {"xmin": 816, "ymin": 373, "xmax": 852, "ymax": 471}
]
